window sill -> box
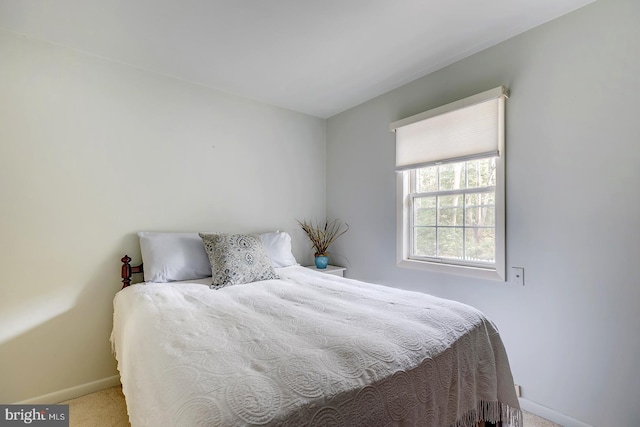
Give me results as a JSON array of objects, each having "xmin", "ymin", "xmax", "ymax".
[{"xmin": 397, "ymin": 258, "xmax": 505, "ymax": 281}]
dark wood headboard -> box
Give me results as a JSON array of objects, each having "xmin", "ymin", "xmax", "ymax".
[{"xmin": 121, "ymin": 255, "xmax": 143, "ymax": 288}]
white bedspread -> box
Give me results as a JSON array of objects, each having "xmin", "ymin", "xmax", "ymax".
[{"xmin": 111, "ymin": 266, "xmax": 521, "ymax": 427}]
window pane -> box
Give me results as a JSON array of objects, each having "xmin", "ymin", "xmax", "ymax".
[
  {"xmin": 437, "ymin": 227, "xmax": 463, "ymax": 259},
  {"xmin": 465, "ymin": 228, "xmax": 495, "ymax": 262},
  {"xmin": 416, "ymin": 167, "xmax": 437, "ymax": 193},
  {"xmin": 414, "ymin": 227, "xmax": 436, "ymax": 257},
  {"xmin": 484, "ymin": 158, "xmax": 497, "ymax": 186},
  {"xmin": 467, "ymin": 160, "xmax": 480, "ymax": 188},
  {"xmin": 466, "ymin": 158, "xmax": 497, "ymax": 188},
  {"xmin": 438, "ymin": 195, "xmax": 463, "ymax": 226},
  {"xmin": 466, "ymin": 192, "xmax": 495, "ymax": 227},
  {"xmin": 465, "ymin": 203, "xmax": 495, "ymax": 228},
  {"xmin": 439, "ymin": 195, "xmax": 463, "ymax": 208},
  {"xmin": 414, "ymin": 197, "xmax": 436, "ymax": 226},
  {"xmin": 465, "ymin": 192, "xmax": 495, "ymax": 206},
  {"xmin": 438, "ymin": 208, "xmax": 463, "ymax": 226},
  {"xmin": 438, "ymin": 162, "xmax": 465, "ymax": 191}
]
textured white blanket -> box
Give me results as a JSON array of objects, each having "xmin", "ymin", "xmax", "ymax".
[{"xmin": 111, "ymin": 266, "xmax": 521, "ymax": 427}]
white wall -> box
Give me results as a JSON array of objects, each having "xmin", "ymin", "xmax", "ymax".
[
  {"xmin": 0, "ymin": 30, "xmax": 326, "ymax": 403},
  {"xmin": 326, "ymin": 0, "xmax": 640, "ymax": 426}
]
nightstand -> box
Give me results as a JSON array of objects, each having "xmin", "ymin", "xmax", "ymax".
[{"xmin": 304, "ymin": 265, "xmax": 346, "ymax": 277}]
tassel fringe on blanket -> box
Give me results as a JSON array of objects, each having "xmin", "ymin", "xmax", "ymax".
[{"xmin": 451, "ymin": 401, "xmax": 522, "ymax": 427}]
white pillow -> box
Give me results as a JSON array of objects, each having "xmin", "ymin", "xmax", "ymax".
[
  {"xmin": 138, "ymin": 232, "xmax": 212, "ymax": 283},
  {"xmin": 260, "ymin": 231, "xmax": 299, "ymax": 268}
]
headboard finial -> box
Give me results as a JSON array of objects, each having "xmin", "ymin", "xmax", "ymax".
[{"xmin": 121, "ymin": 255, "xmax": 143, "ymax": 288}]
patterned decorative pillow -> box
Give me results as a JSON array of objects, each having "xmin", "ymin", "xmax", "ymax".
[{"xmin": 199, "ymin": 233, "xmax": 278, "ymax": 289}]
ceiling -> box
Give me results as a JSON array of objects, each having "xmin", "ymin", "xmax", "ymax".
[{"xmin": 0, "ymin": 0, "xmax": 594, "ymax": 118}]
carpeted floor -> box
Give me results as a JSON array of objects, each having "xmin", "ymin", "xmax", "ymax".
[
  {"xmin": 62, "ymin": 386, "xmax": 130, "ymax": 427},
  {"xmin": 62, "ymin": 386, "xmax": 560, "ymax": 427}
]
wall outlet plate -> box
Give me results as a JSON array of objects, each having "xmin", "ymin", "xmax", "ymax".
[{"xmin": 512, "ymin": 267, "xmax": 524, "ymax": 286}]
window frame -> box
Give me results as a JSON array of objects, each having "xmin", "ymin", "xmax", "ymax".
[
  {"xmin": 397, "ymin": 154, "xmax": 505, "ymax": 280},
  {"xmin": 409, "ymin": 159, "xmax": 497, "ymax": 266},
  {"xmin": 394, "ymin": 88, "xmax": 507, "ymax": 281}
]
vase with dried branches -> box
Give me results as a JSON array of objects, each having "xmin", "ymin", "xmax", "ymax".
[{"xmin": 297, "ymin": 219, "xmax": 349, "ymax": 269}]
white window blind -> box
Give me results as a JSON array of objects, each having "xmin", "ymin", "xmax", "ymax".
[{"xmin": 390, "ymin": 86, "xmax": 508, "ymax": 171}]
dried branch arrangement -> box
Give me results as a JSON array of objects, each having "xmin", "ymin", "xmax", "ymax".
[{"xmin": 297, "ymin": 219, "xmax": 349, "ymax": 256}]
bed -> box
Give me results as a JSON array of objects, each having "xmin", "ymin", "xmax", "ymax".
[{"xmin": 111, "ymin": 232, "xmax": 521, "ymax": 427}]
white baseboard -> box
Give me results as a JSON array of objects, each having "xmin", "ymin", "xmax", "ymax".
[
  {"xmin": 519, "ymin": 397, "xmax": 592, "ymax": 427},
  {"xmin": 16, "ymin": 375, "xmax": 121, "ymax": 404}
]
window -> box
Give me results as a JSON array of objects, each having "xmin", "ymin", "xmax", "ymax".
[
  {"xmin": 410, "ymin": 157, "xmax": 496, "ymax": 264},
  {"xmin": 391, "ymin": 87, "xmax": 507, "ymax": 281}
]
